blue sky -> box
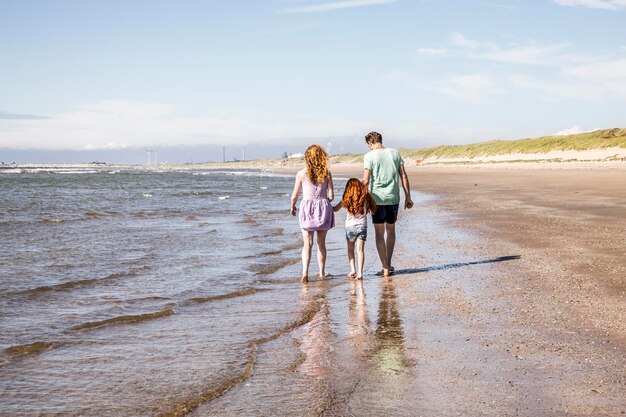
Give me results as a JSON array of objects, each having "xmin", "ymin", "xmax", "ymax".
[{"xmin": 1, "ymin": 0, "xmax": 625, "ymax": 162}]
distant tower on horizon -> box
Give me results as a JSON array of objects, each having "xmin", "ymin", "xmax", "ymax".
[{"xmin": 145, "ymin": 149, "xmax": 156, "ymax": 165}]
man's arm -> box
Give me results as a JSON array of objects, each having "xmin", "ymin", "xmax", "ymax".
[
  {"xmin": 399, "ymin": 164, "xmax": 413, "ymax": 209},
  {"xmin": 362, "ymin": 168, "xmax": 370, "ymax": 188}
]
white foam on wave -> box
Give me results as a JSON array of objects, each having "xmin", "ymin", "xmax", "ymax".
[
  {"xmin": 218, "ymin": 196, "xmax": 230, "ymax": 200},
  {"xmin": 0, "ymin": 169, "xmax": 22, "ymax": 174},
  {"xmin": 143, "ymin": 194, "xmax": 153, "ymax": 198},
  {"xmin": 55, "ymin": 170, "xmax": 99, "ymax": 174}
]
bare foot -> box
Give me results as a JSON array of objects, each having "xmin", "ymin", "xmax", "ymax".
[
  {"xmin": 301, "ymin": 275, "xmax": 309, "ymax": 283},
  {"xmin": 383, "ymin": 267, "xmax": 391, "ymax": 277},
  {"xmin": 356, "ymin": 275, "xmax": 363, "ymax": 280},
  {"xmin": 318, "ymin": 272, "xmax": 331, "ymax": 279},
  {"xmin": 347, "ymin": 272, "xmax": 357, "ymax": 279}
]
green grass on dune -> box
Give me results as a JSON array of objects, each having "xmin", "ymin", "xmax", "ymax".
[{"xmin": 329, "ymin": 128, "xmax": 626, "ymax": 162}]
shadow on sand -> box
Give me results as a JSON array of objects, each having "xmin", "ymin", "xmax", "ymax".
[{"xmin": 390, "ymin": 255, "xmax": 521, "ymax": 277}]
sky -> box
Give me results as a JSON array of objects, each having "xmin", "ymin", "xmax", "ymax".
[{"xmin": 1, "ymin": 0, "xmax": 625, "ymax": 163}]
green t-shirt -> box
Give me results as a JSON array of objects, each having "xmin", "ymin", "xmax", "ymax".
[{"xmin": 364, "ymin": 148, "xmax": 404, "ymax": 205}]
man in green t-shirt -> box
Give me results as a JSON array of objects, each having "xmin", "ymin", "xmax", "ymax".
[{"xmin": 362, "ymin": 131, "xmax": 413, "ymax": 277}]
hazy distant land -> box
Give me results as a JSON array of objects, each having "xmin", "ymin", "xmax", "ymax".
[{"xmin": 2, "ymin": 128, "xmax": 625, "ymax": 170}]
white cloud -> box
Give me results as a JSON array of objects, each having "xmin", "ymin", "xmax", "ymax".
[
  {"xmin": 0, "ymin": 100, "xmax": 369, "ymax": 151},
  {"xmin": 416, "ymin": 48, "xmax": 451, "ymax": 58},
  {"xmin": 281, "ymin": 0, "xmax": 396, "ymax": 13},
  {"xmin": 408, "ymin": 32, "xmax": 626, "ymax": 102},
  {"xmin": 565, "ymin": 58, "xmax": 626, "ymax": 79},
  {"xmin": 435, "ymin": 32, "xmax": 586, "ymax": 66},
  {"xmin": 0, "ymin": 100, "xmax": 510, "ymax": 150},
  {"xmin": 555, "ymin": 126, "xmax": 584, "ymax": 135},
  {"xmin": 436, "ymin": 74, "xmax": 499, "ymax": 101},
  {"xmin": 552, "ymin": 0, "xmax": 626, "ymax": 10}
]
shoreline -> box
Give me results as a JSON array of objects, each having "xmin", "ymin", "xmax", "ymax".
[
  {"xmin": 278, "ymin": 162, "xmax": 626, "ymax": 413},
  {"xmin": 3, "ymin": 162, "xmax": 623, "ymax": 413}
]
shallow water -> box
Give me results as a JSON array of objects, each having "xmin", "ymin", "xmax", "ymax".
[
  {"xmin": 1, "ymin": 167, "xmax": 350, "ymax": 416},
  {"xmin": 1, "ymin": 167, "xmax": 499, "ymax": 416}
]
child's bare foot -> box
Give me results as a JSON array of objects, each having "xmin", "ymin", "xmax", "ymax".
[
  {"xmin": 318, "ymin": 272, "xmax": 331, "ymax": 279},
  {"xmin": 301, "ymin": 275, "xmax": 309, "ymax": 283},
  {"xmin": 347, "ymin": 272, "xmax": 357, "ymax": 279},
  {"xmin": 383, "ymin": 267, "xmax": 391, "ymax": 277},
  {"xmin": 356, "ymin": 275, "xmax": 363, "ymax": 280}
]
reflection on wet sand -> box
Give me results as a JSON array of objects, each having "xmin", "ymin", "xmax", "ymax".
[
  {"xmin": 373, "ymin": 277, "xmax": 411, "ymax": 374},
  {"xmin": 347, "ymin": 280, "xmax": 371, "ymax": 338},
  {"xmin": 297, "ymin": 283, "xmax": 333, "ymax": 378}
]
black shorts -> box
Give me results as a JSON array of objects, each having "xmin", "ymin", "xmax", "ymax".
[{"xmin": 371, "ymin": 204, "xmax": 399, "ymax": 224}]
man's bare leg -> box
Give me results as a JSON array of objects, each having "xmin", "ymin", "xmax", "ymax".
[
  {"xmin": 373, "ymin": 223, "xmax": 390, "ymax": 276},
  {"xmin": 385, "ymin": 223, "xmax": 396, "ymax": 274}
]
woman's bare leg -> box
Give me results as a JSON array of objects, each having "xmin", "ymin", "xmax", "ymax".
[
  {"xmin": 301, "ymin": 230, "xmax": 314, "ymax": 282},
  {"xmin": 316, "ymin": 230, "xmax": 328, "ymax": 278}
]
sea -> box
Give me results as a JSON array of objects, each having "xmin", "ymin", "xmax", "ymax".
[{"xmin": 0, "ymin": 166, "xmax": 376, "ymax": 416}]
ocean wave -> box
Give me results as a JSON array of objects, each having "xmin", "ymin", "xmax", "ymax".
[
  {"xmin": 157, "ymin": 346, "xmax": 258, "ymax": 417},
  {"xmin": 16, "ymin": 266, "xmax": 150, "ymax": 296},
  {"xmin": 189, "ymin": 287, "xmax": 270, "ymax": 304},
  {"xmin": 236, "ymin": 214, "xmax": 256, "ymax": 224},
  {"xmin": 157, "ymin": 292, "xmax": 325, "ymax": 417},
  {"xmin": 70, "ymin": 307, "xmax": 174, "ymax": 331},
  {"xmin": 248, "ymin": 258, "xmax": 300, "ymax": 275},
  {"xmin": 173, "ymin": 191, "xmax": 215, "ymax": 197},
  {"xmin": 57, "ymin": 170, "xmax": 99, "ymax": 174},
  {"xmin": 41, "ymin": 218, "xmax": 65, "ymax": 223},
  {"xmin": 3, "ymin": 341, "xmax": 60, "ymax": 358},
  {"xmin": 281, "ymin": 241, "xmax": 303, "ymax": 251}
]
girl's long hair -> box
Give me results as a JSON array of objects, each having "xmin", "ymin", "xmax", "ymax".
[
  {"xmin": 342, "ymin": 178, "xmax": 377, "ymax": 216},
  {"xmin": 304, "ymin": 144, "xmax": 330, "ymax": 184}
]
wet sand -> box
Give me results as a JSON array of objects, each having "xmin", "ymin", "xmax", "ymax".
[
  {"xmin": 406, "ymin": 166, "xmax": 625, "ymax": 416},
  {"xmin": 248, "ymin": 164, "xmax": 625, "ymax": 416}
]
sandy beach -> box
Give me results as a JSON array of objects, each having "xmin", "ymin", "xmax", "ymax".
[
  {"xmin": 2, "ymin": 162, "xmax": 624, "ymax": 416},
  {"xmin": 249, "ymin": 162, "xmax": 625, "ymax": 416}
]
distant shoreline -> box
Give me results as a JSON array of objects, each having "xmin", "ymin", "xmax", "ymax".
[{"xmin": 4, "ymin": 150, "xmax": 626, "ymax": 173}]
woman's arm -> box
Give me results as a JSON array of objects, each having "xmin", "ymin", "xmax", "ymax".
[
  {"xmin": 290, "ymin": 171, "xmax": 303, "ymax": 216},
  {"xmin": 327, "ymin": 172, "xmax": 334, "ymax": 201}
]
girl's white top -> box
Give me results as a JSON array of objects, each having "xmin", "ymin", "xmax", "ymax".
[{"xmin": 345, "ymin": 205, "xmax": 367, "ymax": 227}]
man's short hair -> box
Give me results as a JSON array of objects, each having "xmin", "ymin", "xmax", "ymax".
[{"xmin": 365, "ymin": 131, "xmax": 382, "ymax": 144}]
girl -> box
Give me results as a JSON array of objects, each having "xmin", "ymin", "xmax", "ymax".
[
  {"xmin": 333, "ymin": 178, "xmax": 377, "ymax": 280},
  {"xmin": 290, "ymin": 145, "xmax": 335, "ymax": 282}
]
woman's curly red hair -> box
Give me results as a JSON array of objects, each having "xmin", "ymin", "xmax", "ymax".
[
  {"xmin": 342, "ymin": 178, "xmax": 377, "ymax": 216},
  {"xmin": 304, "ymin": 144, "xmax": 330, "ymax": 184}
]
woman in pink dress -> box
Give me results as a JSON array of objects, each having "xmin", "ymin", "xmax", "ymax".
[{"xmin": 290, "ymin": 145, "xmax": 335, "ymax": 282}]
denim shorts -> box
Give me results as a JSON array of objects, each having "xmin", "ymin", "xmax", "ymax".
[{"xmin": 345, "ymin": 225, "xmax": 367, "ymax": 242}]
